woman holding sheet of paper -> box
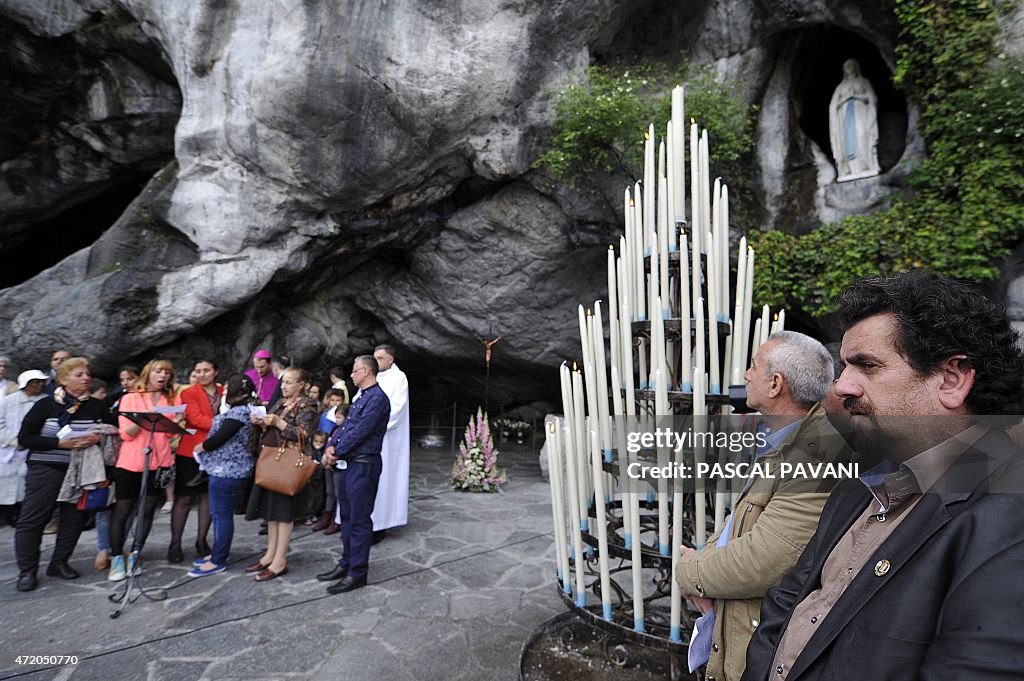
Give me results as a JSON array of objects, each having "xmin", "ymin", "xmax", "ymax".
[
  {"xmin": 107, "ymin": 358, "xmax": 181, "ymax": 582},
  {"xmin": 13, "ymin": 357, "xmax": 114, "ymax": 592}
]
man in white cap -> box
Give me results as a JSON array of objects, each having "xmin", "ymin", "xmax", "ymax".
[{"xmin": 0, "ymin": 370, "xmax": 49, "ymax": 521}]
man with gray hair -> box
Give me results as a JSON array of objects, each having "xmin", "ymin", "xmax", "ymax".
[{"xmin": 675, "ymin": 331, "xmax": 849, "ymax": 681}]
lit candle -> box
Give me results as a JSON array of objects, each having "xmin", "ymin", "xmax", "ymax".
[{"xmin": 590, "ymin": 429, "xmax": 613, "ymax": 621}]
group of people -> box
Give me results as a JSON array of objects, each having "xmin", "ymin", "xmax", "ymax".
[
  {"xmin": 2, "ymin": 343, "xmax": 410, "ymax": 596},
  {"xmin": 679, "ymin": 271, "xmax": 1024, "ymax": 681}
]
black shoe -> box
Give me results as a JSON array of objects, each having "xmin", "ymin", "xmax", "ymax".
[
  {"xmin": 316, "ymin": 565, "xmax": 348, "ymax": 582},
  {"xmin": 258, "ymin": 526, "xmax": 268, "ymax": 535},
  {"xmin": 16, "ymin": 572, "xmax": 37, "ymax": 592},
  {"xmin": 45, "ymin": 563, "xmax": 80, "ymax": 580},
  {"xmin": 326, "ymin": 575, "xmax": 367, "ymax": 594},
  {"xmin": 195, "ymin": 539, "xmax": 212, "ymax": 558},
  {"xmin": 372, "ymin": 530, "xmax": 387, "ymax": 545},
  {"xmin": 167, "ymin": 544, "xmax": 184, "ymax": 563}
]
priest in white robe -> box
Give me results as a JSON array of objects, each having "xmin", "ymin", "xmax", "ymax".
[{"xmin": 370, "ymin": 344, "xmax": 410, "ymax": 539}]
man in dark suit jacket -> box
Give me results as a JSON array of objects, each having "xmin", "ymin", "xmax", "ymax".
[{"xmin": 741, "ymin": 271, "xmax": 1024, "ymax": 681}]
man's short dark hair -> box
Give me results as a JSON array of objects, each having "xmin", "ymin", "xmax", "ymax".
[
  {"xmin": 374, "ymin": 344, "xmax": 396, "ymax": 360},
  {"xmin": 837, "ymin": 271, "xmax": 1024, "ymax": 415},
  {"xmin": 354, "ymin": 355, "xmax": 378, "ymax": 377}
]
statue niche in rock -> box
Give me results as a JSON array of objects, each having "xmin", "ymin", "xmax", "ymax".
[{"xmin": 829, "ymin": 58, "xmax": 881, "ymax": 182}]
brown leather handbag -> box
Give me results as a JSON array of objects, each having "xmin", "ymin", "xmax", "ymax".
[{"xmin": 255, "ymin": 421, "xmax": 316, "ymax": 496}]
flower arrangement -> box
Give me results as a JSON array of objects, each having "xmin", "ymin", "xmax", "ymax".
[{"xmin": 450, "ymin": 408, "xmax": 507, "ymax": 492}]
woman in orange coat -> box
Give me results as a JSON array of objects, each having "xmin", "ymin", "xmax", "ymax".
[
  {"xmin": 107, "ymin": 359, "xmax": 180, "ymax": 582},
  {"xmin": 167, "ymin": 359, "xmax": 221, "ymax": 563}
]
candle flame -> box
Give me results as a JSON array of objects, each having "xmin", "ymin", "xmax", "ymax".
[
  {"xmin": 629, "ymin": 199, "xmax": 635, "ymax": 207},
  {"xmin": 572, "ymin": 361, "xmax": 578, "ymax": 371},
  {"xmin": 690, "ymin": 117, "xmax": 695, "ymax": 124},
  {"xmin": 609, "ymin": 244, "xmax": 614, "ymax": 251}
]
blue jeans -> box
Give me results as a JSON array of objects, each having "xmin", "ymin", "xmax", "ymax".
[
  {"xmin": 208, "ymin": 476, "xmax": 245, "ymax": 566},
  {"xmin": 95, "ymin": 509, "xmax": 111, "ymax": 552}
]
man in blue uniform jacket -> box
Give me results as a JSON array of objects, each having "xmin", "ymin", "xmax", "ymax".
[{"xmin": 317, "ymin": 355, "xmax": 391, "ymax": 593}]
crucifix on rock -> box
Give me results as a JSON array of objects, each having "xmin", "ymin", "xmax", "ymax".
[{"xmin": 478, "ymin": 335, "xmax": 501, "ymax": 413}]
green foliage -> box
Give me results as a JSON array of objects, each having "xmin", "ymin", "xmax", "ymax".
[
  {"xmin": 534, "ymin": 62, "xmax": 754, "ymax": 188},
  {"xmin": 752, "ymin": 0, "xmax": 1024, "ymax": 316}
]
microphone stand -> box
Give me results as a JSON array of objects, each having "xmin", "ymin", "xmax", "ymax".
[{"xmin": 109, "ymin": 409, "xmax": 186, "ymax": 618}]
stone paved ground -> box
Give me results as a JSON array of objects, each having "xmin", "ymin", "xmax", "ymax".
[{"xmin": 0, "ymin": 444, "xmax": 563, "ymax": 681}]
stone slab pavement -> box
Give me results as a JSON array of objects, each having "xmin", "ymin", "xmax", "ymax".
[{"xmin": 0, "ymin": 444, "xmax": 564, "ymax": 681}]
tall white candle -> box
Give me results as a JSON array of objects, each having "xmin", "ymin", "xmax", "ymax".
[
  {"xmin": 645, "ymin": 124, "xmax": 656, "ymax": 241},
  {"xmin": 571, "ymin": 368, "xmax": 590, "ymax": 527},
  {"xmin": 655, "ymin": 367, "xmax": 670, "ymax": 556},
  {"xmin": 695, "ymin": 296, "xmax": 706, "ymax": 395},
  {"xmin": 671, "ymin": 86, "xmax": 685, "ymax": 225},
  {"xmin": 689, "ymin": 122, "xmax": 702, "ymax": 317},
  {"xmin": 629, "ymin": 443, "xmax": 644, "ymax": 632},
  {"xmin": 693, "ymin": 369, "xmax": 707, "ymax": 548},
  {"xmin": 648, "ymin": 229, "xmax": 660, "ymax": 334},
  {"xmin": 658, "ymin": 175, "xmax": 670, "ymax": 318},
  {"xmin": 777, "ymin": 309, "xmax": 786, "ymax": 332},
  {"xmin": 559, "ymin": 366, "xmax": 587, "ymax": 606},
  {"xmin": 608, "ymin": 247, "xmax": 620, "ymax": 375},
  {"xmin": 700, "ymin": 130, "xmax": 711, "ymax": 253},
  {"xmin": 620, "ymin": 301, "xmax": 636, "ymax": 417},
  {"xmin": 730, "ymin": 236, "xmax": 748, "ymax": 386},
  {"xmin": 711, "ymin": 178, "xmax": 721, "ymax": 319},
  {"xmin": 611, "ymin": 365, "xmax": 632, "ymax": 550},
  {"xmin": 706, "ymin": 230, "xmax": 721, "ymax": 394},
  {"xmin": 719, "ymin": 184, "xmax": 730, "ymax": 325},
  {"xmin": 666, "ymin": 123, "xmax": 678, "ymax": 252},
  {"xmin": 751, "ymin": 318, "xmax": 763, "ymax": 364},
  {"xmin": 546, "ymin": 418, "xmax": 571, "ymax": 593},
  {"xmin": 590, "ymin": 429, "xmax": 613, "ymax": 621},
  {"xmin": 680, "ymin": 232, "xmax": 692, "ymax": 392},
  {"xmin": 741, "ymin": 247, "xmax": 755, "ymax": 373},
  {"xmin": 593, "ymin": 302, "xmax": 613, "ymax": 461},
  {"xmin": 760, "ymin": 304, "xmax": 770, "ymax": 346},
  {"xmin": 633, "ymin": 185, "xmax": 646, "ymax": 319}
]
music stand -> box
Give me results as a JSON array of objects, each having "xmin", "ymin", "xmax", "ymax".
[{"xmin": 109, "ymin": 410, "xmax": 186, "ymax": 619}]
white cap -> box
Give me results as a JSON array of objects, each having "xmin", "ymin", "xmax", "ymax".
[{"xmin": 17, "ymin": 369, "xmax": 48, "ymax": 390}]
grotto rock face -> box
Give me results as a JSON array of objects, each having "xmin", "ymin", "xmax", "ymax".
[{"xmin": 1, "ymin": 0, "xmax": 1021, "ymax": 405}]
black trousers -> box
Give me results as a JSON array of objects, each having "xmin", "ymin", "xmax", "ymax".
[{"xmin": 14, "ymin": 462, "xmax": 88, "ymax": 575}]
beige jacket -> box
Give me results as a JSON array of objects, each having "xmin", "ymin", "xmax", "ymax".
[{"xmin": 675, "ymin": 404, "xmax": 850, "ymax": 681}]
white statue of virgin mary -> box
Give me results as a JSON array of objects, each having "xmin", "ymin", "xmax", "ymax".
[{"xmin": 829, "ymin": 59, "xmax": 881, "ymax": 182}]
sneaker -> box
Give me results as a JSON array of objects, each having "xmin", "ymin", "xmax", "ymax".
[
  {"xmin": 43, "ymin": 519, "xmax": 59, "ymax": 535},
  {"xmin": 126, "ymin": 554, "xmax": 143, "ymax": 576},
  {"xmin": 160, "ymin": 501, "xmax": 173, "ymax": 514},
  {"xmin": 187, "ymin": 563, "xmax": 226, "ymax": 578},
  {"xmin": 108, "ymin": 555, "xmax": 126, "ymax": 582},
  {"xmin": 193, "ymin": 555, "xmax": 212, "ymax": 566}
]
